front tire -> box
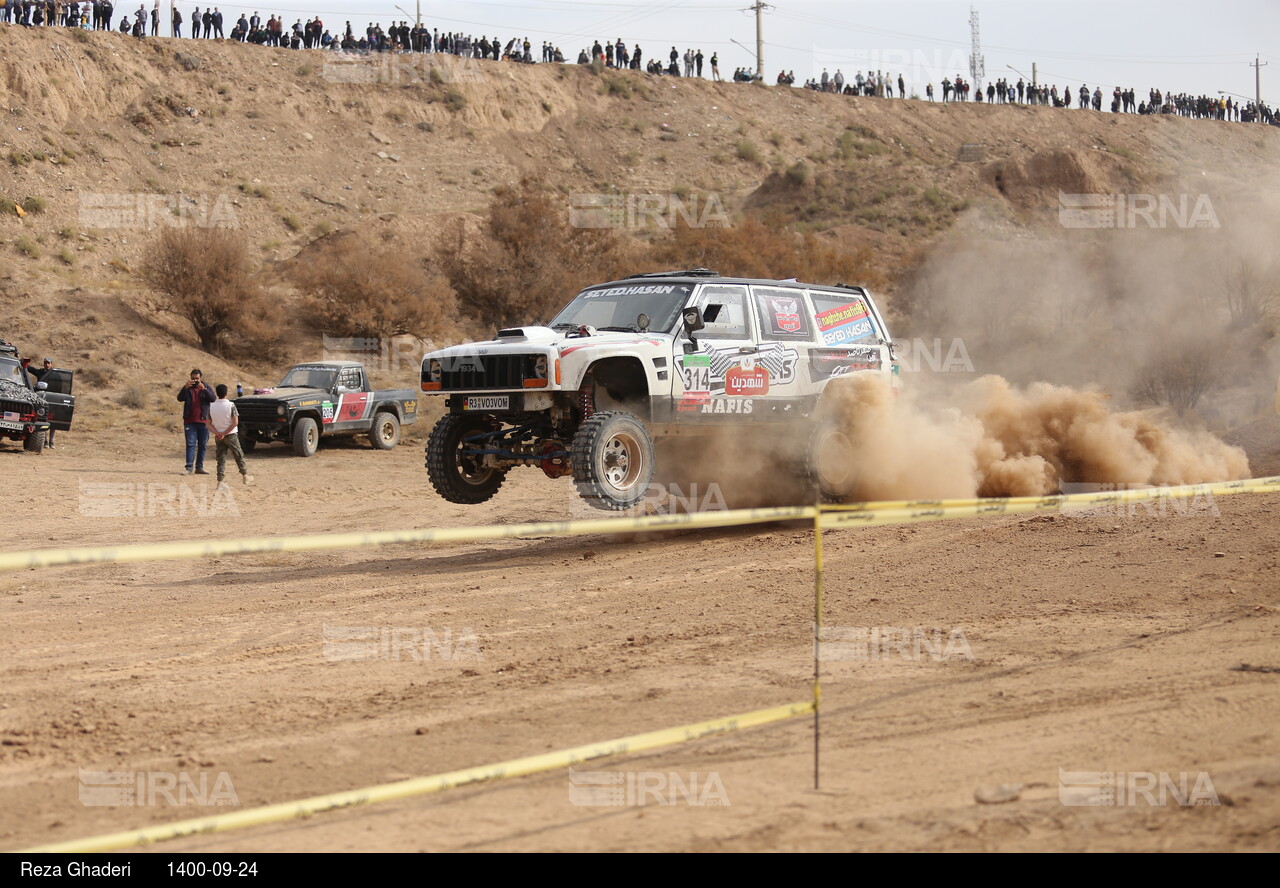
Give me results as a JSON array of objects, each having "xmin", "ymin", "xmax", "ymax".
[
  {"xmin": 369, "ymin": 411, "xmax": 401, "ymax": 450},
  {"xmin": 23, "ymin": 428, "xmax": 45, "ymax": 454},
  {"xmin": 426, "ymin": 414, "xmax": 507, "ymax": 504},
  {"xmin": 571, "ymin": 411, "xmax": 655, "ymax": 511},
  {"xmin": 292, "ymin": 417, "xmax": 320, "ymax": 457},
  {"xmin": 241, "ymin": 437, "xmax": 257, "ymax": 453}
]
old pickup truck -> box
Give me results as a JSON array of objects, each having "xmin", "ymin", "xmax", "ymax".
[{"xmin": 234, "ymin": 361, "xmax": 419, "ymax": 457}]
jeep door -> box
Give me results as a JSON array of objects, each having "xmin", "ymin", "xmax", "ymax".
[
  {"xmin": 746, "ymin": 285, "xmax": 814, "ymax": 415},
  {"xmin": 330, "ymin": 366, "xmax": 371, "ymax": 430},
  {"xmin": 673, "ymin": 283, "xmax": 757, "ymax": 419},
  {"xmin": 40, "ymin": 368, "xmax": 75, "ymax": 431}
]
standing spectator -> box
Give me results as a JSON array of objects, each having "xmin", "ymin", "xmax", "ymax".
[
  {"xmin": 190, "ymin": 6, "xmax": 198, "ymax": 36},
  {"xmin": 820, "ymin": 68, "xmax": 829, "ymax": 92},
  {"xmin": 695, "ymin": 48, "xmax": 703, "ymax": 77},
  {"xmin": 898, "ymin": 72, "xmax": 905, "ymax": 99},
  {"xmin": 28, "ymin": 358, "xmax": 57, "ymax": 448},
  {"xmin": 171, "ymin": 4, "xmax": 180, "ymax": 36},
  {"xmin": 710, "ymin": 51, "xmax": 718, "ymax": 81},
  {"xmin": 177, "ymin": 368, "xmax": 214, "ymax": 475},
  {"xmin": 211, "ymin": 5, "xmax": 221, "ymax": 37},
  {"xmin": 148, "ymin": 0, "xmax": 156, "ymax": 34},
  {"xmin": 833, "ymin": 69, "xmax": 843, "ymax": 93},
  {"xmin": 926, "ymin": 82, "xmax": 934, "ymax": 101},
  {"xmin": 206, "ymin": 384, "xmax": 253, "ymax": 487}
]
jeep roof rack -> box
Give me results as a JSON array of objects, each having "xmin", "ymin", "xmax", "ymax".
[{"xmin": 623, "ymin": 268, "xmax": 720, "ymax": 279}]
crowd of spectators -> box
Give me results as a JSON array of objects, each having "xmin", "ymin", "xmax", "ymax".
[{"xmin": 2, "ymin": 4, "xmax": 1274, "ymax": 124}]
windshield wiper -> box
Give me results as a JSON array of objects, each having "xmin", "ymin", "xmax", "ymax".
[
  {"xmin": 550, "ymin": 323, "xmax": 578, "ymax": 331},
  {"xmin": 598, "ymin": 325, "xmax": 640, "ymax": 332}
]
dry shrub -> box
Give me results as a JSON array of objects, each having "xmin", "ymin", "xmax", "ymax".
[
  {"xmin": 291, "ymin": 231, "xmax": 459, "ymax": 340},
  {"xmin": 650, "ymin": 213, "xmax": 885, "ymax": 287},
  {"xmin": 437, "ymin": 177, "xmax": 638, "ymax": 328},
  {"xmin": 142, "ymin": 227, "xmax": 282, "ymax": 358}
]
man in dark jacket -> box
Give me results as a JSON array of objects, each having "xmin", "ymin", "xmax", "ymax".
[{"xmin": 177, "ymin": 368, "xmax": 215, "ymax": 474}]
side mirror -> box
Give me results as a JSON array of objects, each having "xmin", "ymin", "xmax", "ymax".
[
  {"xmin": 682, "ymin": 307, "xmax": 704, "ymax": 335},
  {"xmin": 36, "ymin": 381, "xmax": 48, "ymax": 391}
]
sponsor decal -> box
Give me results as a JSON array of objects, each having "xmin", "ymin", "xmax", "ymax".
[
  {"xmin": 583, "ymin": 284, "xmax": 691, "ymax": 299},
  {"xmin": 726, "ymin": 362, "xmax": 769, "ymax": 396},
  {"xmin": 770, "ymin": 297, "xmax": 802, "ymax": 333},
  {"xmin": 321, "ymin": 401, "xmax": 335, "ymax": 422},
  {"xmin": 700, "ymin": 398, "xmax": 755, "ymax": 415},
  {"xmin": 815, "ymin": 299, "xmax": 876, "ymax": 345},
  {"xmin": 810, "ymin": 346, "xmax": 882, "ymax": 381}
]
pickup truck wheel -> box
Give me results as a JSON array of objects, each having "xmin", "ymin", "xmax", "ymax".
[
  {"xmin": 571, "ymin": 411, "xmax": 655, "ymax": 511},
  {"xmin": 292, "ymin": 417, "xmax": 320, "ymax": 457},
  {"xmin": 23, "ymin": 428, "xmax": 45, "ymax": 454},
  {"xmin": 806, "ymin": 419, "xmax": 858, "ymax": 502},
  {"xmin": 369, "ymin": 411, "xmax": 401, "ymax": 450},
  {"xmin": 427, "ymin": 414, "xmax": 506, "ymax": 504},
  {"xmin": 241, "ymin": 437, "xmax": 257, "ymax": 453}
]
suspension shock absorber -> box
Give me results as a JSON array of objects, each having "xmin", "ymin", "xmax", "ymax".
[{"xmin": 578, "ymin": 372, "xmax": 595, "ymax": 420}]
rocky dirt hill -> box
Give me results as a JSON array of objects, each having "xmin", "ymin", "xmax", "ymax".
[{"xmin": 2, "ymin": 26, "xmax": 1279, "ymax": 433}]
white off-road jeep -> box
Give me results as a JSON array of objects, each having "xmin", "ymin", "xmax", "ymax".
[{"xmin": 421, "ymin": 269, "xmax": 898, "ymax": 509}]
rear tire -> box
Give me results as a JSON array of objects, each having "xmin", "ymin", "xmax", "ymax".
[
  {"xmin": 571, "ymin": 411, "xmax": 655, "ymax": 511},
  {"xmin": 806, "ymin": 419, "xmax": 858, "ymax": 502},
  {"xmin": 241, "ymin": 437, "xmax": 257, "ymax": 453},
  {"xmin": 23, "ymin": 428, "xmax": 45, "ymax": 454},
  {"xmin": 292, "ymin": 417, "xmax": 319, "ymax": 457},
  {"xmin": 369, "ymin": 411, "xmax": 401, "ymax": 450},
  {"xmin": 426, "ymin": 414, "xmax": 507, "ymax": 504}
]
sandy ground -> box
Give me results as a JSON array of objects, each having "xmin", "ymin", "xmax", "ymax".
[{"xmin": 0, "ymin": 427, "xmax": 1277, "ymax": 853}]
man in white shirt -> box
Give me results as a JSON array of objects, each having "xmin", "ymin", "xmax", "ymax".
[{"xmin": 206, "ymin": 384, "xmax": 253, "ymax": 486}]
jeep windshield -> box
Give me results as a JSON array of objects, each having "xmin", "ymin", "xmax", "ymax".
[
  {"xmin": 1, "ymin": 358, "xmax": 29, "ymax": 388},
  {"xmin": 278, "ymin": 366, "xmax": 339, "ymax": 390},
  {"xmin": 548, "ymin": 282, "xmax": 693, "ymax": 333}
]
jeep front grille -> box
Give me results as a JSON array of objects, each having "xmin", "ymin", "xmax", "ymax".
[
  {"xmin": 237, "ymin": 401, "xmax": 286, "ymax": 424},
  {"xmin": 437, "ymin": 354, "xmax": 535, "ymax": 391}
]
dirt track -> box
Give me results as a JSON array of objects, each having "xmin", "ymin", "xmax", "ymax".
[{"xmin": 1, "ymin": 429, "xmax": 1278, "ymax": 852}]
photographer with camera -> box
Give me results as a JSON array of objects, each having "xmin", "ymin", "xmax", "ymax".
[{"xmin": 176, "ymin": 368, "xmax": 215, "ymax": 475}]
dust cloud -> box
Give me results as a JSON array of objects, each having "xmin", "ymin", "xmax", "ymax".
[{"xmin": 823, "ymin": 373, "xmax": 1251, "ymax": 500}]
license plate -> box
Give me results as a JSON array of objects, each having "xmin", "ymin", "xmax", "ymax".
[
  {"xmin": 464, "ymin": 396, "xmax": 510, "ymax": 411},
  {"xmin": 0, "ymin": 420, "xmax": 24, "ymax": 432}
]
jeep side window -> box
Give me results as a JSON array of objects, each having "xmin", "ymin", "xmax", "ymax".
[
  {"xmin": 752, "ymin": 287, "xmax": 814, "ymax": 341},
  {"xmin": 693, "ymin": 285, "xmax": 751, "ymax": 339},
  {"xmin": 337, "ymin": 368, "xmax": 362, "ymax": 393},
  {"xmin": 810, "ymin": 291, "xmax": 879, "ymax": 346}
]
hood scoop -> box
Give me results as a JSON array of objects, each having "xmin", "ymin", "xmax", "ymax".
[{"xmin": 495, "ymin": 326, "xmax": 560, "ymax": 343}]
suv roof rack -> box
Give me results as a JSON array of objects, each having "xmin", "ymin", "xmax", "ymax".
[{"xmin": 623, "ymin": 268, "xmax": 720, "ymax": 279}]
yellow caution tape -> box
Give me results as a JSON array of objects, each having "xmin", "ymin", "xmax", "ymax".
[
  {"xmin": 0, "ymin": 506, "xmax": 816, "ymax": 573},
  {"xmin": 18, "ymin": 700, "xmax": 815, "ymax": 854},
  {"xmin": 824, "ymin": 475, "xmax": 1280, "ymax": 513},
  {"xmin": 820, "ymin": 476, "xmax": 1280, "ymax": 529},
  {"xmin": 1, "ymin": 477, "xmax": 1276, "ymax": 573}
]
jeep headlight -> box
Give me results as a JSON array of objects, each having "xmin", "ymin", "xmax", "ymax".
[
  {"xmin": 277, "ymin": 405, "xmax": 286, "ymax": 416},
  {"xmin": 428, "ymin": 359, "xmax": 442, "ymax": 384},
  {"xmin": 533, "ymin": 355, "xmax": 548, "ymax": 379}
]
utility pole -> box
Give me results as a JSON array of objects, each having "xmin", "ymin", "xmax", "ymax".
[
  {"xmin": 969, "ymin": 5, "xmax": 985, "ymax": 96},
  {"xmin": 1251, "ymin": 54, "xmax": 1268, "ymax": 119},
  {"xmin": 1032, "ymin": 62, "xmax": 1037, "ymax": 90},
  {"xmin": 742, "ymin": 1, "xmax": 772, "ymax": 81}
]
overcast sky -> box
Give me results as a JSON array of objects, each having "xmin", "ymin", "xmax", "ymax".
[{"xmin": 183, "ymin": 0, "xmax": 1277, "ymax": 101}]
